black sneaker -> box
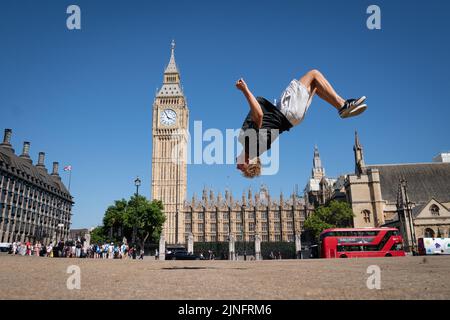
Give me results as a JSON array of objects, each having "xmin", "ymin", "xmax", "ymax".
[{"xmin": 339, "ymin": 96, "xmax": 367, "ymax": 119}]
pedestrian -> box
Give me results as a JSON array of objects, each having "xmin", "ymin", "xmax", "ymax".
[
  {"xmin": 52, "ymin": 244, "xmax": 58, "ymax": 258},
  {"xmin": 269, "ymin": 251, "xmax": 274, "ymax": 260},
  {"xmin": 25, "ymin": 241, "xmax": 31, "ymax": 256},
  {"xmin": 40, "ymin": 244, "xmax": 47, "ymax": 257},
  {"xmin": 47, "ymin": 243, "xmax": 53, "ymax": 257},
  {"xmin": 109, "ymin": 243, "xmax": 114, "ymax": 259},
  {"xmin": 75, "ymin": 241, "xmax": 82, "ymax": 258},
  {"xmin": 120, "ymin": 243, "xmax": 127, "ymax": 259},
  {"xmin": 71, "ymin": 243, "xmax": 76, "ymax": 258},
  {"xmin": 34, "ymin": 242, "xmax": 41, "ymax": 257},
  {"xmin": 20, "ymin": 243, "xmax": 26, "ymax": 256}
]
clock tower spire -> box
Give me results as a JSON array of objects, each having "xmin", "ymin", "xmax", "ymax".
[{"xmin": 151, "ymin": 41, "xmax": 189, "ymax": 244}]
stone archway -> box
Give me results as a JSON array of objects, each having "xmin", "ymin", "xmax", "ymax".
[{"xmin": 424, "ymin": 228, "xmax": 435, "ymax": 238}]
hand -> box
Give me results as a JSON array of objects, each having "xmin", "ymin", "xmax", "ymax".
[{"xmin": 235, "ymin": 78, "xmax": 248, "ymax": 92}]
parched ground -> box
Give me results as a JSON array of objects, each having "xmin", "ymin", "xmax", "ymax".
[{"xmin": 0, "ymin": 254, "xmax": 449, "ymax": 300}]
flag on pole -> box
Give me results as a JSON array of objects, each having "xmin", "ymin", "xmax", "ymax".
[{"xmin": 64, "ymin": 165, "xmax": 73, "ymax": 192}]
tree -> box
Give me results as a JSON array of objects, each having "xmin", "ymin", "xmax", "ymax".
[
  {"xmin": 90, "ymin": 226, "xmax": 107, "ymax": 244},
  {"xmin": 304, "ymin": 201, "xmax": 354, "ymax": 241},
  {"xmin": 103, "ymin": 199, "xmax": 128, "ymax": 242},
  {"xmin": 94, "ymin": 196, "xmax": 166, "ymax": 249},
  {"xmin": 124, "ymin": 196, "xmax": 166, "ymax": 250}
]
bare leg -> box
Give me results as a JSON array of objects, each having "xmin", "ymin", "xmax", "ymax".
[{"xmin": 299, "ymin": 69, "xmax": 345, "ymax": 110}]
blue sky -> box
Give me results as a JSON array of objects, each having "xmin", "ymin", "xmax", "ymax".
[{"xmin": 1, "ymin": 0, "xmax": 449, "ymax": 228}]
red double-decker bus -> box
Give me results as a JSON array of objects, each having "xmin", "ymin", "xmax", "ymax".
[{"xmin": 320, "ymin": 227, "xmax": 406, "ymax": 258}]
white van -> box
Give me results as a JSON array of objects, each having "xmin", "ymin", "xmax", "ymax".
[{"xmin": 418, "ymin": 238, "xmax": 450, "ymax": 255}]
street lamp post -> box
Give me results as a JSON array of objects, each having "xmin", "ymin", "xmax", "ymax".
[{"xmin": 132, "ymin": 176, "xmax": 141, "ymax": 245}]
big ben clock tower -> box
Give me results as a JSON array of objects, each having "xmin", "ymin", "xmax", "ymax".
[{"xmin": 151, "ymin": 40, "xmax": 188, "ymax": 244}]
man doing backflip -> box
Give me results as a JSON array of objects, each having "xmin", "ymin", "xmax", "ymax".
[{"xmin": 236, "ymin": 69, "xmax": 367, "ymax": 178}]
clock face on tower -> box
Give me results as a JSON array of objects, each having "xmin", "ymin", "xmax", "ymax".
[{"xmin": 160, "ymin": 108, "xmax": 177, "ymax": 126}]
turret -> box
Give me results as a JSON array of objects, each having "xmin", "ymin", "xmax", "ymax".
[{"xmin": 353, "ymin": 131, "xmax": 366, "ymax": 176}]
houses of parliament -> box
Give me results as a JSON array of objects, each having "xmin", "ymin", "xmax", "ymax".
[{"xmin": 150, "ymin": 42, "xmax": 312, "ymax": 244}]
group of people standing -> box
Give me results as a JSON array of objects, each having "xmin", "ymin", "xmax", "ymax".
[
  {"xmin": 10, "ymin": 240, "xmax": 83, "ymax": 258},
  {"xmin": 8, "ymin": 240, "xmax": 147, "ymax": 260},
  {"xmin": 89, "ymin": 242, "xmax": 145, "ymax": 260},
  {"xmin": 10, "ymin": 241, "xmax": 42, "ymax": 256}
]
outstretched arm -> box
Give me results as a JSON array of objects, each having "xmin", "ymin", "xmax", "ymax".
[{"xmin": 236, "ymin": 78, "xmax": 263, "ymax": 129}]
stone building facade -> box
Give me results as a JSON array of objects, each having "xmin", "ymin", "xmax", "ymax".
[
  {"xmin": 345, "ymin": 132, "xmax": 450, "ymax": 251},
  {"xmin": 301, "ymin": 132, "xmax": 450, "ymax": 251},
  {"xmin": 181, "ymin": 186, "xmax": 313, "ymax": 243},
  {"xmin": 304, "ymin": 145, "xmax": 341, "ymax": 206},
  {"xmin": 0, "ymin": 129, "xmax": 73, "ymax": 244}
]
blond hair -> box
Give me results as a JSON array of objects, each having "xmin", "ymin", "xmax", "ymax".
[{"xmin": 242, "ymin": 158, "xmax": 261, "ymax": 178}]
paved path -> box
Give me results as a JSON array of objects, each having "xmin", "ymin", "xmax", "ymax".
[{"xmin": 0, "ymin": 255, "xmax": 449, "ymax": 299}]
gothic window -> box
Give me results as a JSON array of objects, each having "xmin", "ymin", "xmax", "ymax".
[
  {"xmin": 362, "ymin": 210, "xmax": 371, "ymax": 223},
  {"xmin": 430, "ymin": 205, "xmax": 440, "ymax": 216},
  {"xmin": 249, "ymin": 222, "xmax": 255, "ymax": 232},
  {"xmin": 424, "ymin": 228, "xmax": 435, "ymax": 238},
  {"xmin": 286, "ymin": 221, "xmax": 293, "ymax": 231},
  {"xmin": 261, "ymin": 222, "xmax": 268, "ymax": 232}
]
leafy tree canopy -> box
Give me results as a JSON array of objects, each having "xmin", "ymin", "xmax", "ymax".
[
  {"xmin": 304, "ymin": 201, "xmax": 354, "ymax": 241},
  {"xmin": 93, "ymin": 195, "xmax": 165, "ymax": 246},
  {"xmin": 90, "ymin": 226, "xmax": 107, "ymax": 244},
  {"xmin": 125, "ymin": 196, "xmax": 165, "ymax": 246}
]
